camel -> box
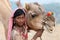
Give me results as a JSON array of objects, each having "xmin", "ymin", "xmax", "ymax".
[
  {"xmin": 0, "ymin": 21, "xmax": 6, "ymax": 40},
  {"xmin": 25, "ymin": 2, "xmax": 55, "ymax": 40},
  {"xmin": 0, "ymin": 0, "xmax": 12, "ymax": 39}
]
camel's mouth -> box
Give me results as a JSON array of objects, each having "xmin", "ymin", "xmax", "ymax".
[{"xmin": 45, "ymin": 23, "xmax": 55, "ymax": 33}]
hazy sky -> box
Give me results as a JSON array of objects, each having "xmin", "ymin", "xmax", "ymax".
[
  {"xmin": 10, "ymin": 0, "xmax": 60, "ymax": 4},
  {"xmin": 10, "ymin": 0, "xmax": 60, "ymax": 10},
  {"xmin": 10, "ymin": 0, "xmax": 60, "ymax": 7},
  {"xmin": 21, "ymin": 0, "xmax": 60, "ymax": 4}
]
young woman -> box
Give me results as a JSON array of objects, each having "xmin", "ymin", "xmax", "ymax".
[{"xmin": 8, "ymin": 9, "xmax": 28, "ymax": 40}]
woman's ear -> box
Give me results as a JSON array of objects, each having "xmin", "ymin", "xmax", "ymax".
[{"xmin": 13, "ymin": 19, "xmax": 16, "ymax": 25}]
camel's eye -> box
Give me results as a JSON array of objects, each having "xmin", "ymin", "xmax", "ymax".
[
  {"xmin": 32, "ymin": 14, "xmax": 38, "ymax": 18},
  {"xmin": 32, "ymin": 15, "xmax": 36, "ymax": 18}
]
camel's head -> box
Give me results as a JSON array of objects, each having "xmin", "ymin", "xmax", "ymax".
[
  {"xmin": 25, "ymin": 2, "xmax": 55, "ymax": 32},
  {"xmin": 25, "ymin": 2, "xmax": 45, "ymax": 18}
]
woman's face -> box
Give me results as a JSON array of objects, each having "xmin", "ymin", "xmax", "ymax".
[{"xmin": 14, "ymin": 14, "xmax": 25, "ymax": 26}]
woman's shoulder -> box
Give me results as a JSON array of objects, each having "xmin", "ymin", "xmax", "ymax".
[
  {"xmin": 11, "ymin": 29, "xmax": 19, "ymax": 36},
  {"xmin": 12, "ymin": 29, "xmax": 19, "ymax": 33}
]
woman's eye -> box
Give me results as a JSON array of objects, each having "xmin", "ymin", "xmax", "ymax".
[{"xmin": 17, "ymin": 17, "xmax": 20, "ymax": 19}]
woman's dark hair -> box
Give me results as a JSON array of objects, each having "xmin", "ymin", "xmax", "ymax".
[
  {"xmin": 13, "ymin": 9, "xmax": 25, "ymax": 18},
  {"xmin": 12, "ymin": 9, "xmax": 25, "ymax": 29}
]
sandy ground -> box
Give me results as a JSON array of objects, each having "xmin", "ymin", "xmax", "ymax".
[
  {"xmin": 0, "ymin": 21, "xmax": 60, "ymax": 40},
  {"xmin": 28, "ymin": 24, "xmax": 60, "ymax": 40}
]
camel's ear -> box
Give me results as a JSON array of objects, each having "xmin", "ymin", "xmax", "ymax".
[{"xmin": 25, "ymin": 3, "xmax": 30, "ymax": 11}]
